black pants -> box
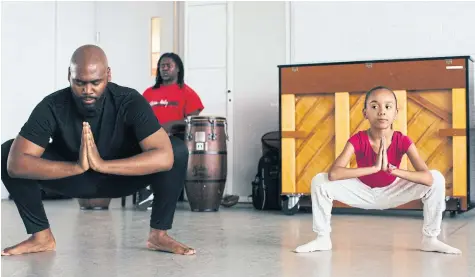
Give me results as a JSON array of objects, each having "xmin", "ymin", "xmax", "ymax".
[{"xmin": 1, "ymin": 136, "xmax": 189, "ymax": 234}]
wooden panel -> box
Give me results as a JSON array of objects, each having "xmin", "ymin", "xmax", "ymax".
[
  {"xmin": 295, "ymin": 95, "xmax": 335, "ymax": 193},
  {"xmin": 407, "ymin": 94, "xmax": 451, "ymax": 122},
  {"xmin": 393, "ymin": 90, "xmax": 408, "ymax": 170},
  {"xmin": 282, "ymin": 89, "xmax": 461, "ymax": 197},
  {"xmin": 282, "ymin": 139, "xmax": 296, "ymax": 194},
  {"xmin": 335, "ymin": 92, "xmax": 350, "ymax": 166},
  {"xmin": 281, "ymin": 94, "xmax": 296, "ymax": 194},
  {"xmin": 281, "ymin": 59, "xmax": 466, "ymax": 95},
  {"xmin": 438, "ymin": 128, "xmax": 467, "ymax": 137},
  {"xmin": 452, "ymin": 88, "xmax": 467, "ymax": 197},
  {"xmin": 282, "ymin": 131, "xmax": 308, "ymax": 139},
  {"xmin": 349, "ymin": 93, "xmax": 370, "ymax": 168},
  {"xmin": 281, "ymin": 94, "xmax": 295, "ymax": 131},
  {"xmin": 407, "ymin": 90, "xmax": 453, "ymax": 196}
]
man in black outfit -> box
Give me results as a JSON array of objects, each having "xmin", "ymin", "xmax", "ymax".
[{"xmin": 1, "ymin": 44, "xmax": 195, "ymax": 256}]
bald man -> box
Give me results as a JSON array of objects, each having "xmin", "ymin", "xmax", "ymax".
[{"xmin": 1, "ymin": 45, "xmax": 195, "ymax": 256}]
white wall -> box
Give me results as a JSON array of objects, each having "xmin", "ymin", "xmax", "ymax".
[
  {"xmin": 1, "ymin": 2, "xmax": 57, "ymax": 198},
  {"xmin": 232, "ymin": 1, "xmax": 286, "ymax": 199},
  {"xmin": 95, "ymin": 1, "xmax": 175, "ymax": 94},
  {"xmin": 290, "ymin": 2, "xmax": 475, "ymax": 64},
  {"xmin": 55, "ymin": 1, "xmax": 96, "ymax": 89}
]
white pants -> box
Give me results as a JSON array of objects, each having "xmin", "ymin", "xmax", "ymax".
[{"xmin": 311, "ymin": 170, "xmax": 446, "ymax": 237}]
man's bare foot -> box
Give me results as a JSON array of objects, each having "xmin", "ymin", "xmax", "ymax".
[
  {"xmin": 1, "ymin": 229, "xmax": 56, "ymax": 256},
  {"xmin": 146, "ymin": 229, "xmax": 196, "ymax": 255}
]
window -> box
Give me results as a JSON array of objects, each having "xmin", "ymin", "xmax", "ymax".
[{"xmin": 151, "ymin": 17, "xmax": 162, "ymax": 76}]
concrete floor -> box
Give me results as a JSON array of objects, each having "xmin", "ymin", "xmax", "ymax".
[{"xmin": 1, "ymin": 198, "xmax": 474, "ymax": 277}]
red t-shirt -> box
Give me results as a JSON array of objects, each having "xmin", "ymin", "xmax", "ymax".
[
  {"xmin": 142, "ymin": 84, "xmax": 204, "ymax": 125},
  {"xmin": 348, "ymin": 131, "xmax": 413, "ymax": 188}
]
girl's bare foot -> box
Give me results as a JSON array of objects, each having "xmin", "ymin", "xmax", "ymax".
[
  {"xmin": 421, "ymin": 236, "xmax": 461, "ymax": 254},
  {"xmin": 294, "ymin": 235, "xmax": 332, "ymax": 253},
  {"xmin": 146, "ymin": 229, "xmax": 195, "ymax": 255},
  {"xmin": 1, "ymin": 229, "xmax": 56, "ymax": 256}
]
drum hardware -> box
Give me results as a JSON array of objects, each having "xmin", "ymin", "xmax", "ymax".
[
  {"xmin": 185, "ymin": 117, "xmax": 193, "ymax": 141},
  {"xmin": 224, "ymin": 121, "xmax": 229, "ymax": 141},
  {"xmin": 209, "ymin": 119, "xmax": 217, "ymax": 140}
]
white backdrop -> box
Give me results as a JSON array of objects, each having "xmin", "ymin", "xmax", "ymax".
[{"xmin": 290, "ymin": 2, "xmax": 475, "ymax": 64}]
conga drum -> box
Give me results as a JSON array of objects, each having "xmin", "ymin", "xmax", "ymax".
[
  {"xmin": 184, "ymin": 116, "xmax": 228, "ymax": 212},
  {"xmin": 77, "ymin": 198, "xmax": 111, "ymax": 210}
]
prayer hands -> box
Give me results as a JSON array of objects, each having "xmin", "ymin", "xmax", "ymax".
[
  {"xmin": 381, "ymin": 136, "xmax": 388, "ymax": 171},
  {"xmin": 374, "ymin": 137, "xmax": 384, "ymax": 171},
  {"xmin": 78, "ymin": 122, "xmax": 90, "ymax": 172},
  {"xmin": 374, "ymin": 136, "xmax": 391, "ymax": 172},
  {"xmin": 83, "ymin": 122, "xmax": 105, "ymax": 172}
]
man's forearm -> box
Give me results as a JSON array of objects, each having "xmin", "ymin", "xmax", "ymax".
[
  {"xmin": 390, "ymin": 168, "xmax": 434, "ymax": 186},
  {"xmin": 7, "ymin": 154, "xmax": 83, "ymax": 180},
  {"xmin": 100, "ymin": 149, "xmax": 173, "ymax": 176}
]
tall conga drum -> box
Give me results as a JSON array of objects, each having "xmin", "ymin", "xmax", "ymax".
[{"xmin": 184, "ymin": 116, "xmax": 228, "ymax": 212}]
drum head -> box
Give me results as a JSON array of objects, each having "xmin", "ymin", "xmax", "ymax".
[{"xmin": 188, "ymin": 115, "xmax": 227, "ymax": 122}]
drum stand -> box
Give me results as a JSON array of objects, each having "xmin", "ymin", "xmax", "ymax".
[{"xmin": 121, "ymin": 193, "xmax": 137, "ymax": 207}]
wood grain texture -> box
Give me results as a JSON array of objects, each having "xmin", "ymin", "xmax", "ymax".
[
  {"xmin": 282, "ymin": 131, "xmax": 308, "ymax": 139},
  {"xmin": 282, "ymin": 138, "xmax": 296, "ymax": 194},
  {"xmin": 349, "ymin": 93, "xmax": 370, "ymax": 168},
  {"xmin": 281, "ymin": 95, "xmax": 295, "ymax": 131},
  {"xmin": 393, "ymin": 90, "xmax": 408, "ymax": 170},
  {"xmin": 281, "ymin": 94, "xmax": 296, "ymax": 194},
  {"xmin": 407, "ymin": 94, "xmax": 451, "ymax": 122},
  {"xmin": 407, "ymin": 90, "xmax": 454, "ymax": 197},
  {"xmin": 438, "ymin": 128, "xmax": 467, "ymax": 137},
  {"xmin": 295, "ymin": 95, "xmax": 335, "ymax": 193},
  {"xmin": 452, "ymin": 88, "xmax": 467, "ymax": 197},
  {"xmin": 335, "ymin": 93, "xmax": 350, "ymax": 167},
  {"xmin": 280, "ymin": 59, "xmax": 466, "ymax": 95}
]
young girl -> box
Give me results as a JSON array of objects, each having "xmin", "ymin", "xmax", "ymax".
[{"xmin": 294, "ymin": 86, "xmax": 461, "ymax": 255}]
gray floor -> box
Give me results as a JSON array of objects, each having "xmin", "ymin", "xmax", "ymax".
[{"xmin": 1, "ymin": 198, "xmax": 474, "ymax": 277}]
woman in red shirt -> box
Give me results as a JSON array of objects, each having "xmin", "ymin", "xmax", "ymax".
[
  {"xmin": 138, "ymin": 53, "xmax": 204, "ymax": 209},
  {"xmin": 294, "ymin": 86, "xmax": 461, "ymax": 255},
  {"xmin": 143, "ymin": 53, "xmax": 204, "ymax": 136}
]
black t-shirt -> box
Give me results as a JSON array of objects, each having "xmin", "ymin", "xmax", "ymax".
[{"xmin": 19, "ymin": 82, "xmax": 162, "ymax": 161}]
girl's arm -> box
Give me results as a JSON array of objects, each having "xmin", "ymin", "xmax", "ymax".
[
  {"xmin": 327, "ymin": 142, "xmax": 381, "ymax": 181},
  {"xmin": 389, "ymin": 144, "xmax": 434, "ymax": 186}
]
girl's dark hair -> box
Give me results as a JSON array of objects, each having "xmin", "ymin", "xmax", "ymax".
[
  {"xmin": 363, "ymin": 86, "xmax": 398, "ymax": 110},
  {"xmin": 153, "ymin": 52, "xmax": 185, "ymax": 89}
]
